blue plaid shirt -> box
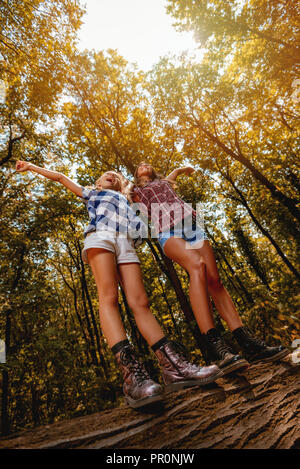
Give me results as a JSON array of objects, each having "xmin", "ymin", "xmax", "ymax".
[{"xmin": 81, "ymin": 187, "xmax": 146, "ymax": 245}]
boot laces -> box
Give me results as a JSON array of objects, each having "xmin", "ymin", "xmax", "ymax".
[
  {"xmin": 214, "ymin": 338, "xmax": 232, "ymax": 360},
  {"xmin": 168, "ymin": 341, "xmax": 199, "ymax": 370},
  {"xmin": 120, "ymin": 347, "xmax": 150, "ymax": 384},
  {"xmin": 244, "ymin": 328, "xmax": 266, "ymax": 348}
]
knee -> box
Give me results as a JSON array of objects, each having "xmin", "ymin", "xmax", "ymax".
[
  {"xmin": 188, "ymin": 257, "xmax": 207, "ymax": 280},
  {"xmin": 100, "ymin": 290, "xmax": 119, "ymax": 308},
  {"xmin": 127, "ymin": 293, "xmax": 150, "ymax": 312}
]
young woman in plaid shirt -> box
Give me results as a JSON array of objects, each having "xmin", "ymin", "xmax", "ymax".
[
  {"xmin": 15, "ymin": 160, "xmax": 222, "ymax": 409},
  {"xmin": 133, "ymin": 163, "xmax": 289, "ymax": 373}
]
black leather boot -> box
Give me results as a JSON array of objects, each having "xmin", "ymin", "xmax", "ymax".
[
  {"xmin": 204, "ymin": 328, "xmax": 249, "ymax": 374},
  {"xmin": 232, "ymin": 327, "xmax": 290, "ymax": 363}
]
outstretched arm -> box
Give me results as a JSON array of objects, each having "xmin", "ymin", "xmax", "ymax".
[
  {"xmin": 166, "ymin": 166, "xmax": 195, "ymax": 183},
  {"xmin": 16, "ymin": 161, "xmax": 83, "ymax": 198}
]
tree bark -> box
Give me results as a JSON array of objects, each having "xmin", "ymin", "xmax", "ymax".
[
  {"xmin": 1, "ymin": 358, "xmax": 298, "ymax": 449},
  {"xmin": 157, "ymin": 277, "xmax": 182, "ymax": 339},
  {"xmin": 233, "ymin": 224, "xmax": 272, "ymax": 291}
]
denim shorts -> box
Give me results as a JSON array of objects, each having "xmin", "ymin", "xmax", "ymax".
[{"xmin": 157, "ymin": 217, "xmax": 208, "ymax": 252}]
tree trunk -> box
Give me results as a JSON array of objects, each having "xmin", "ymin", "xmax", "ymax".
[
  {"xmin": 207, "ymin": 230, "xmax": 255, "ymax": 306},
  {"xmin": 1, "ymin": 358, "xmax": 298, "ymax": 449},
  {"xmin": 194, "ymin": 118, "xmax": 300, "ymax": 224},
  {"xmin": 1, "ymin": 245, "xmax": 27, "ymax": 435},
  {"xmin": 223, "ymin": 171, "xmax": 300, "ymax": 279},
  {"xmin": 1, "ymin": 311, "xmax": 11, "ymax": 435},
  {"xmin": 75, "ymin": 239, "xmax": 108, "ymax": 376},
  {"xmin": 232, "ymin": 223, "xmax": 272, "ymax": 291},
  {"xmin": 157, "ymin": 277, "xmax": 182, "ymax": 339},
  {"xmin": 0, "ymin": 130, "xmax": 25, "ymax": 167}
]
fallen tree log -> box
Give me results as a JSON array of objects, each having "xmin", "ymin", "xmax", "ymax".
[{"xmin": 0, "ymin": 357, "xmax": 299, "ymax": 449}]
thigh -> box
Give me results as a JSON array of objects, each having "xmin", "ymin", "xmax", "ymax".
[
  {"xmin": 117, "ymin": 262, "xmax": 148, "ymax": 301},
  {"xmin": 88, "ymin": 248, "xmax": 119, "ymax": 296},
  {"xmin": 163, "ymin": 237, "xmax": 204, "ymax": 272}
]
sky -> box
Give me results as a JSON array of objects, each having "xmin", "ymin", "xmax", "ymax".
[{"xmin": 78, "ymin": 0, "xmax": 203, "ymax": 70}]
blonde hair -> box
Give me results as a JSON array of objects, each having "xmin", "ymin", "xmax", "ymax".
[
  {"xmin": 94, "ymin": 171, "xmax": 126, "ymax": 192},
  {"xmin": 88, "ymin": 171, "xmax": 137, "ymax": 203}
]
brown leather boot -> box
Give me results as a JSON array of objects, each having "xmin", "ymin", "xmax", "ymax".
[
  {"xmin": 115, "ymin": 345, "xmax": 163, "ymax": 408},
  {"xmin": 154, "ymin": 341, "xmax": 223, "ymax": 392}
]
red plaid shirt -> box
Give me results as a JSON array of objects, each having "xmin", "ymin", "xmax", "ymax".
[{"xmin": 134, "ymin": 179, "xmax": 195, "ymax": 234}]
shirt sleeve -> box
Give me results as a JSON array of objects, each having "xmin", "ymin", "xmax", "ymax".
[{"xmin": 81, "ymin": 187, "xmax": 95, "ymax": 202}]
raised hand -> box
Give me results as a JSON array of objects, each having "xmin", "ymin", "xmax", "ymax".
[
  {"xmin": 16, "ymin": 161, "xmax": 31, "ymax": 172},
  {"xmin": 184, "ymin": 166, "xmax": 195, "ymax": 175},
  {"xmin": 15, "ymin": 161, "xmax": 83, "ymax": 197}
]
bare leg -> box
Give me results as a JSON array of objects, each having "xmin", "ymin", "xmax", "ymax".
[
  {"xmin": 160, "ymin": 239, "xmax": 250, "ymax": 375},
  {"xmin": 117, "ymin": 262, "xmax": 165, "ymax": 346},
  {"xmin": 87, "ymin": 248, "xmax": 127, "ymax": 348},
  {"xmin": 88, "ymin": 251, "xmax": 164, "ymax": 408},
  {"xmin": 164, "ymin": 237, "xmax": 215, "ymax": 333},
  {"xmin": 192, "ymin": 241, "xmax": 243, "ymax": 331},
  {"xmin": 118, "ymin": 263, "xmax": 222, "ymax": 388}
]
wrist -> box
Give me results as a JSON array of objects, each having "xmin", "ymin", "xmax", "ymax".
[{"xmin": 28, "ymin": 163, "xmax": 37, "ymax": 172}]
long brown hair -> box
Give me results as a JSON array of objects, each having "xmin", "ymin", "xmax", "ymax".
[
  {"xmin": 134, "ymin": 162, "xmax": 165, "ymax": 187},
  {"xmin": 133, "ymin": 162, "xmax": 176, "ymax": 189}
]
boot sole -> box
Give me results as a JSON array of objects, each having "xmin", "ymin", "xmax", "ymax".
[
  {"xmin": 125, "ymin": 393, "xmax": 164, "ymax": 409},
  {"xmin": 250, "ymin": 349, "xmax": 290, "ymax": 364},
  {"xmin": 220, "ymin": 359, "xmax": 250, "ymax": 375},
  {"xmin": 164, "ymin": 369, "xmax": 224, "ymax": 393}
]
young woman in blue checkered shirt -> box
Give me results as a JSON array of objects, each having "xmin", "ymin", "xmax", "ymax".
[{"xmin": 16, "ymin": 160, "xmax": 222, "ymax": 408}]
